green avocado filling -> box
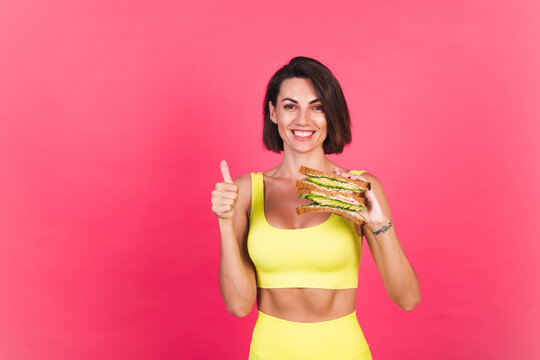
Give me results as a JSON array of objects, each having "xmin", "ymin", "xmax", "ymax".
[
  {"xmin": 305, "ymin": 176, "xmax": 364, "ymax": 192},
  {"xmin": 300, "ymin": 193, "xmax": 365, "ymax": 211}
]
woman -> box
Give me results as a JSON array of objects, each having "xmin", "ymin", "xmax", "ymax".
[{"xmin": 211, "ymin": 56, "xmax": 420, "ymax": 359}]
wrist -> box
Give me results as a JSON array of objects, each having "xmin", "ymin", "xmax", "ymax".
[
  {"xmin": 368, "ymin": 218, "xmax": 393, "ymax": 235},
  {"xmin": 218, "ymin": 217, "xmax": 234, "ymax": 229}
]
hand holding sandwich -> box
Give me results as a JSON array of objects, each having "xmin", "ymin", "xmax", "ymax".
[
  {"xmin": 211, "ymin": 160, "xmax": 239, "ymax": 222},
  {"xmin": 334, "ymin": 168, "xmax": 391, "ymax": 234},
  {"xmin": 296, "ymin": 165, "xmax": 391, "ymax": 235}
]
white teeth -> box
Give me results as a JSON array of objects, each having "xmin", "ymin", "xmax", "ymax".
[{"xmin": 293, "ymin": 130, "xmax": 315, "ymax": 137}]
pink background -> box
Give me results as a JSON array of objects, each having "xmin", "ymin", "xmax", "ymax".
[{"xmin": 1, "ymin": 0, "xmax": 539, "ymax": 359}]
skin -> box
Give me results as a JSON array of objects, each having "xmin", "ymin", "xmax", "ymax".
[{"xmin": 212, "ymin": 77, "xmax": 420, "ymax": 322}]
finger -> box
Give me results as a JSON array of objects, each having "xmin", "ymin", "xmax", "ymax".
[
  {"xmin": 216, "ymin": 182, "xmax": 238, "ymax": 192},
  {"xmin": 214, "ymin": 191, "xmax": 238, "ymax": 200},
  {"xmin": 213, "ymin": 188, "xmax": 237, "ymax": 197},
  {"xmin": 213, "ymin": 197, "xmax": 236, "ymax": 206},
  {"xmin": 213, "ymin": 204, "xmax": 232, "ymax": 213},
  {"xmin": 344, "ymin": 171, "xmax": 366, "ymax": 181},
  {"xmin": 334, "ymin": 168, "xmax": 351, "ymax": 178},
  {"xmin": 213, "ymin": 203, "xmax": 232, "ymax": 211},
  {"xmin": 221, "ymin": 160, "xmax": 233, "ymax": 184}
]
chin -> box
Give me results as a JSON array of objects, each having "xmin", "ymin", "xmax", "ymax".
[{"xmin": 288, "ymin": 143, "xmax": 325, "ymax": 154}]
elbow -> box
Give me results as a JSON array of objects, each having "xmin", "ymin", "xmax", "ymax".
[
  {"xmin": 398, "ymin": 277, "xmax": 421, "ymax": 312},
  {"xmin": 401, "ymin": 295, "xmax": 421, "ymax": 312},
  {"xmin": 227, "ymin": 304, "xmax": 252, "ymax": 318},
  {"xmin": 220, "ymin": 285, "xmax": 256, "ymax": 318},
  {"xmin": 224, "ymin": 293, "xmax": 255, "ymax": 318}
]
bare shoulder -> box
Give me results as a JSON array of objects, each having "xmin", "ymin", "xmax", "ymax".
[
  {"xmin": 232, "ymin": 173, "xmax": 252, "ymax": 190},
  {"xmin": 232, "ymin": 173, "xmax": 252, "ymax": 216}
]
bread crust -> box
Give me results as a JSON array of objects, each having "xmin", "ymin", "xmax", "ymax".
[
  {"xmin": 296, "ymin": 205, "xmax": 366, "ymax": 226},
  {"xmin": 299, "ymin": 165, "xmax": 371, "ymax": 190}
]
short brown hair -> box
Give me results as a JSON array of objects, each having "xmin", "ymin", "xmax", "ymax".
[{"xmin": 262, "ymin": 56, "xmax": 352, "ymax": 154}]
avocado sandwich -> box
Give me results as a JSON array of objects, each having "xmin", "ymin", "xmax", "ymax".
[{"xmin": 296, "ymin": 165, "xmax": 371, "ymax": 226}]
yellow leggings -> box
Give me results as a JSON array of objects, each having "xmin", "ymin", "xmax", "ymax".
[{"xmin": 248, "ymin": 311, "xmax": 372, "ymax": 360}]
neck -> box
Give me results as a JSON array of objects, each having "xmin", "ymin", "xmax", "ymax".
[{"xmin": 273, "ymin": 146, "xmax": 335, "ymax": 180}]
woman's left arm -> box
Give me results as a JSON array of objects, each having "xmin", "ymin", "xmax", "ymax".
[{"xmin": 337, "ymin": 170, "xmax": 421, "ymax": 311}]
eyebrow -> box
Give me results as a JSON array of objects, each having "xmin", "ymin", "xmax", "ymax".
[{"xmin": 281, "ymin": 97, "xmax": 321, "ymax": 104}]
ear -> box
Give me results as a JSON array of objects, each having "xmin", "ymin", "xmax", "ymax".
[{"xmin": 268, "ymin": 101, "xmax": 277, "ymax": 124}]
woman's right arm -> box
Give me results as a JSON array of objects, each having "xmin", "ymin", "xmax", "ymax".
[{"xmin": 212, "ymin": 160, "xmax": 257, "ymax": 318}]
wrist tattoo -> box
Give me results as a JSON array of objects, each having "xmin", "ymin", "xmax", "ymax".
[{"xmin": 373, "ymin": 220, "xmax": 393, "ymax": 235}]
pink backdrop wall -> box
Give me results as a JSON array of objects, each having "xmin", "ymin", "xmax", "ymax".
[{"xmin": 1, "ymin": 0, "xmax": 539, "ymax": 359}]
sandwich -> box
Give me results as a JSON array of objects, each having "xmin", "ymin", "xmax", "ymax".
[{"xmin": 296, "ymin": 165, "xmax": 371, "ymax": 226}]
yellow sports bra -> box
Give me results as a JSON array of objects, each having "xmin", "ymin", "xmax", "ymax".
[{"xmin": 247, "ymin": 170, "xmax": 366, "ymax": 289}]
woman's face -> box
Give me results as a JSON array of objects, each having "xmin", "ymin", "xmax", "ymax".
[{"xmin": 268, "ymin": 77, "xmax": 327, "ymax": 154}]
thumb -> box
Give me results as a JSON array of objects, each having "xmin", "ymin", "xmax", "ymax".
[{"xmin": 220, "ymin": 160, "xmax": 233, "ymax": 183}]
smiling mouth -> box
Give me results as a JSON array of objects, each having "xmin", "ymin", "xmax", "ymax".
[{"xmin": 291, "ymin": 130, "xmax": 316, "ymax": 137}]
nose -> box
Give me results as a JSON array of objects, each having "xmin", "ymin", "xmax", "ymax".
[{"xmin": 296, "ymin": 107, "xmax": 311, "ymax": 125}]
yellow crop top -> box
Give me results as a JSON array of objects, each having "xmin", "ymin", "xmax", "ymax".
[{"xmin": 246, "ymin": 170, "xmax": 366, "ymax": 289}]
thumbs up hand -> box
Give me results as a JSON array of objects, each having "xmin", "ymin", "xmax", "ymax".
[{"xmin": 211, "ymin": 160, "xmax": 239, "ymax": 220}]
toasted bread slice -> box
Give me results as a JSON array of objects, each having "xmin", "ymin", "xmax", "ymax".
[
  {"xmin": 296, "ymin": 183, "xmax": 366, "ymax": 205},
  {"xmin": 299, "ymin": 165, "xmax": 371, "ymax": 191},
  {"xmin": 296, "ymin": 204, "xmax": 366, "ymax": 226}
]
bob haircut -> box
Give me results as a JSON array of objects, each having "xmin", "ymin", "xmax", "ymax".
[{"xmin": 263, "ymin": 56, "xmax": 352, "ymax": 154}]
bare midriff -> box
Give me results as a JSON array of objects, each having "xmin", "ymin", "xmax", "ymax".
[{"xmin": 257, "ymin": 287, "xmax": 357, "ymax": 323}]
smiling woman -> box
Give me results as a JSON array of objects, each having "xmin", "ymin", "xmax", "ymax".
[
  {"xmin": 211, "ymin": 56, "xmax": 420, "ymax": 359},
  {"xmin": 262, "ymin": 57, "xmax": 352, "ymax": 154},
  {"xmin": 267, "ymin": 77, "xmax": 329, "ymax": 153}
]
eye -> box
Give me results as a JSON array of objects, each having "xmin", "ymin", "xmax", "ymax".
[
  {"xmin": 284, "ymin": 104, "xmax": 296, "ymax": 110},
  {"xmin": 313, "ymin": 105, "xmax": 323, "ymax": 111}
]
